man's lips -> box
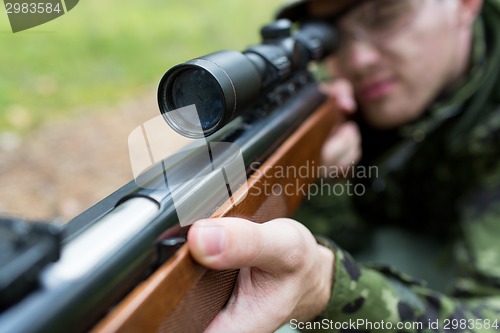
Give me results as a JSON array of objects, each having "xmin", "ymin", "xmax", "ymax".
[{"xmin": 358, "ymin": 79, "xmax": 397, "ymax": 101}]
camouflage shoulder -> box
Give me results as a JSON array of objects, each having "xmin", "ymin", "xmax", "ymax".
[{"xmin": 466, "ymin": 106, "xmax": 500, "ymax": 154}]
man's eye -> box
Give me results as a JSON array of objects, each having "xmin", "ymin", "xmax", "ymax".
[{"xmin": 367, "ymin": 1, "xmax": 413, "ymax": 31}]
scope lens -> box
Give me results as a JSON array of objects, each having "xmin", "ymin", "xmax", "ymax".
[
  {"xmin": 167, "ymin": 68, "xmax": 225, "ymax": 135},
  {"xmin": 159, "ymin": 50, "xmax": 262, "ymax": 138}
]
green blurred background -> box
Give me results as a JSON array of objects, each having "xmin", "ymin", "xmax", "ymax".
[
  {"xmin": 0, "ymin": 0, "xmax": 284, "ymax": 134},
  {"xmin": 0, "ymin": 0, "xmax": 289, "ymax": 221}
]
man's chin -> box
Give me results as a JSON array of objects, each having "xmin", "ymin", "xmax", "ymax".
[{"xmin": 360, "ymin": 102, "xmax": 412, "ymax": 129}]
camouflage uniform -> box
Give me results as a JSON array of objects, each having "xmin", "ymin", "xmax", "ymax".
[{"xmin": 298, "ymin": 0, "xmax": 500, "ymax": 331}]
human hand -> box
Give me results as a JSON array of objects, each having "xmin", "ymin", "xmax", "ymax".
[
  {"xmin": 320, "ymin": 79, "xmax": 361, "ymax": 177},
  {"xmin": 187, "ymin": 217, "xmax": 334, "ymax": 333}
]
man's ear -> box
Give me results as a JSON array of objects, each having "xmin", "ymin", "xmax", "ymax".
[{"xmin": 458, "ymin": 0, "xmax": 483, "ymax": 26}]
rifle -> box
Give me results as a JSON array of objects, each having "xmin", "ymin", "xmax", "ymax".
[{"xmin": 0, "ymin": 18, "xmax": 341, "ymax": 333}]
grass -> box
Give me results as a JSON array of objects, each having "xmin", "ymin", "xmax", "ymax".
[{"xmin": 0, "ymin": 0, "xmax": 284, "ymax": 133}]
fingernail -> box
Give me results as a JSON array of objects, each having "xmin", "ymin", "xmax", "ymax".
[
  {"xmin": 196, "ymin": 225, "xmax": 226, "ymax": 257},
  {"xmin": 338, "ymin": 97, "xmax": 355, "ymax": 111}
]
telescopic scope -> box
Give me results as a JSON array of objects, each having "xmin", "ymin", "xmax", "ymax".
[{"xmin": 158, "ymin": 19, "xmax": 337, "ymax": 138}]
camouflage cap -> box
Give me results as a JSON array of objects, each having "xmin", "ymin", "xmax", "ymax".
[{"xmin": 276, "ymin": 0, "xmax": 358, "ymax": 21}]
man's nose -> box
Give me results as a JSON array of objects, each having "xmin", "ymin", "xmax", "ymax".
[{"xmin": 343, "ymin": 39, "xmax": 382, "ymax": 71}]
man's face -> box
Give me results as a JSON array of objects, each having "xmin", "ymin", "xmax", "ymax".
[{"xmin": 331, "ymin": 0, "xmax": 468, "ymax": 129}]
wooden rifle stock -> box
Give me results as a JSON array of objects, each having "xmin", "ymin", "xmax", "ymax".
[{"xmin": 91, "ymin": 98, "xmax": 340, "ymax": 333}]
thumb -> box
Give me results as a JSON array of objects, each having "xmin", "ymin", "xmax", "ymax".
[
  {"xmin": 187, "ymin": 218, "xmax": 310, "ymax": 273},
  {"xmin": 320, "ymin": 78, "xmax": 356, "ymax": 114}
]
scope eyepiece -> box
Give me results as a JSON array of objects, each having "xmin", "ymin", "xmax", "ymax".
[{"xmin": 158, "ymin": 50, "xmax": 262, "ymax": 138}]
